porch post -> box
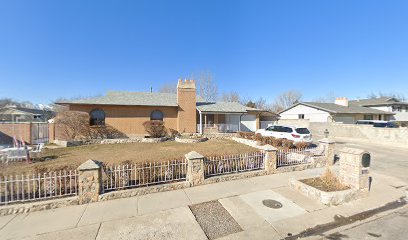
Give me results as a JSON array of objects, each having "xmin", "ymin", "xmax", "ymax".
[{"xmin": 199, "ymin": 111, "xmax": 203, "ymax": 134}]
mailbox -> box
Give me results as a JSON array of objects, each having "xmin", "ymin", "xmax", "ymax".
[{"xmin": 339, "ymin": 147, "xmax": 371, "ymax": 191}]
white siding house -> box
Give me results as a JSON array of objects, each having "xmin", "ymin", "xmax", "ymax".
[
  {"xmin": 279, "ymin": 104, "xmax": 330, "ymax": 122},
  {"xmin": 279, "ymin": 98, "xmax": 394, "ymax": 124}
]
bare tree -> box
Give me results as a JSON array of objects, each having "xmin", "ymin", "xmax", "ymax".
[
  {"xmin": 221, "ymin": 91, "xmax": 240, "ymax": 102},
  {"xmin": 159, "ymin": 83, "xmax": 176, "ymax": 94},
  {"xmin": 255, "ymin": 97, "xmax": 267, "ymax": 109},
  {"xmin": 196, "ymin": 71, "xmax": 218, "ymax": 102},
  {"xmin": 367, "ymin": 92, "xmax": 406, "ymax": 101},
  {"xmin": 271, "ymin": 90, "xmax": 303, "ymax": 112}
]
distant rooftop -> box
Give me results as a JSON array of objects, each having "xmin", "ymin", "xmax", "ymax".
[
  {"xmin": 289, "ymin": 102, "xmax": 394, "ymax": 115},
  {"xmin": 349, "ymin": 97, "xmax": 408, "ymax": 106}
]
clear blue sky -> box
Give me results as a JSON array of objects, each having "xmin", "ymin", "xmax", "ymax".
[{"xmin": 1, "ymin": 0, "xmax": 407, "ymax": 104}]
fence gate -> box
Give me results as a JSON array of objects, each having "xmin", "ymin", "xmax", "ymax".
[{"xmin": 31, "ymin": 123, "xmax": 49, "ymax": 144}]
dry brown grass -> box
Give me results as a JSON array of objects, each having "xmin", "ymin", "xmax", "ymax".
[
  {"xmin": 0, "ymin": 139, "xmax": 258, "ymax": 175},
  {"xmin": 301, "ymin": 168, "xmax": 349, "ymax": 192}
]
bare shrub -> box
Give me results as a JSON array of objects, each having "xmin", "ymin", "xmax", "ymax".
[
  {"xmin": 143, "ymin": 120, "xmax": 167, "ymax": 138},
  {"xmin": 54, "ymin": 111, "xmax": 92, "ymax": 140},
  {"xmin": 295, "ymin": 142, "xmax": 311, "ymax": 149},
  {"xmin": 169, "ymin": 128, "xmax": 180, "ymax": 138}
]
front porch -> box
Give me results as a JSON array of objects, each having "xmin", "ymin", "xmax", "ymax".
[{"xmin": 196, "ymin": 113, "xmax": 256, "ymax": 134}]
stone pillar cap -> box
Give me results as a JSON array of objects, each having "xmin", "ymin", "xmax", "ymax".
[
  {"xmin": 263, "ymin": 145, "xmax": 277, "ymax": 151},
  {"xmin": 318, "ymin": 138, "xmax": 336, "ymax": 144},
  {"xmin": 185, "ymin": 151, "xmax": 204, "ymax": 160},
  {"xmin": 339, "ymin": 147, "xmax": 369, "ymax": 155},
  {"xmin": 78, "ymin": 159, "xmax": 103, "ymax": 171}
]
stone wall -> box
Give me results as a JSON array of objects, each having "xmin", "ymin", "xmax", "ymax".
[{"xmin": 310, "ymin": 122, "xmax": 408, "ymax": 145}]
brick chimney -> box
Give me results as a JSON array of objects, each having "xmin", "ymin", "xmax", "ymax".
[
  {"xmin": 335, "ymin": 97, "xmax": 349, "ymax": 107},
  {"xmin": 177, "ymin": 79, "xmax": 197, "ymax": 133}
]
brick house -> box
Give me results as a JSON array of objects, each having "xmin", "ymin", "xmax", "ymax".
[{"xmin": 56, "ymin": 79, "xmax": 276, "ymax": 138}]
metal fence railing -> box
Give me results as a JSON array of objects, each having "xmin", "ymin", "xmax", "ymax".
[
  {"xmin": 204, "ymin": 152, "xmax": 265, "ymax": 177},
  {"xmin": 103, "ymin": 160, "xmax": 188, "ymax": 192},
  {"xmin": 0, "ymin": 170, "xmax": 78, "ymax": 205},
  {"xmin": 277, "ymin": 145, "xmax": 325, "ymax": 167}
]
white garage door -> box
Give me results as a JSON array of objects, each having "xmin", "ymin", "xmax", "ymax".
[{"xmin": 240, "ymin": 114, "xmax": 257, "ymax": 132}]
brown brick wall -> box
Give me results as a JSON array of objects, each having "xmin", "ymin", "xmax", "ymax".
[
  {"xmin": 67, "ymin": 104, "xmax": 179, "ymax": 137},
  {"xmin": 0, "ymin": 123, "xmax": 31, "ymax": 145},
  {"xmin": 177, "ymin": 80, "xmax": 197, "ymax": 133}
]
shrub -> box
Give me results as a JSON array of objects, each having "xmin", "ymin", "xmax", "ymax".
[
  {"xmin": 169, "ymin": 128, "xmax": 180, "ymax": 138},
  {"xmin": 271, "ymin": 138, "xmax": 283, "ymax": 147},
  {"xmin": 295, "ymin": 142, "xmax": 310, "ymax": 149},
  {"xmin": 282, "ymin": 139, "xmax": 294, "ymax": 149},
  {"xmin": 143, "ymin": 120, "xmax": 167, "ymax": 138},
  {"xmin": 254, "ymin": 133, "xmax": 263, "ymax": 142}
]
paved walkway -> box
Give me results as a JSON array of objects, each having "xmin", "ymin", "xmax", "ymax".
[{"xmin": 0, "ymin": 167, "xmax": 406, "ymax": 240}]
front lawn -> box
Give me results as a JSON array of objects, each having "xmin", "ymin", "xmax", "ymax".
[{"xmin": 1, "ymin": 139, "xmax": 258, "ymax": 175}]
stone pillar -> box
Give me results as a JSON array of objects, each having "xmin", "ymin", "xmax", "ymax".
[
  {"xmin": 263, "ymin": 145, "xmax": 278, "ymax": 174},
  {"xmin": 77, "ymin": 159, "xmax": 103, "ymax": 204},
  {"xmin": 338, "ymin": 147, "xmax": 371, "ymax": 192},
  {"xmin": 186, "ymin": 151, "xmax": 205, "ymax": 186},
  {"xmin": 318, "ymin": 138, "xmax": 336, "ymax": 166}
]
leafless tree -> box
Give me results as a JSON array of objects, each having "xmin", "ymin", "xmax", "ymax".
[
  {"xmin": 221, "ymin": 91, "xmax": 240, "ymax": 102},
  {"xmin": 367, "ymin": 92, "xmax": 406, "ymax": 101},
  {"xmin": 255, "ymin": 97, "xmax": 267, "ymax": 109},
  {"xmin": 196, "ymin": 71, "xmax": 218, "ymax": 102},
  {"xmin": 159, "ymin": 83, "xmax": 177, "ymax": 94},
  {"xmin": 271, "ymin": 90, "xmax": 303, "ymax": 112}
]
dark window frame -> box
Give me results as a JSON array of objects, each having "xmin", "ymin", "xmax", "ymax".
[
  {"xmin": 90, "ymin": 109, "xmax": 106, "ymax": 126},
  {"xmin": 150, "ymin": 110, "xmax": 164, "ymax": 121}
]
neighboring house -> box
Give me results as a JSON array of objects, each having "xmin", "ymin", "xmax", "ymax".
[
  {"xmin": 279, "ymin": 97, "xmax": 394, "ymax": 124},
  {"xmin": 57, "ymin": 79, "xmax": 276, "ymax": 137},
  {"xmin": 0, "ymin": 106, "xmax": 51, "ymax": 123},
  {"xmin": 349, "ymin": 97, "xmax": 408, "ymax": 123}
]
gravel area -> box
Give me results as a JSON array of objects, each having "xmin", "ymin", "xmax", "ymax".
[{"xmin": 189, "ymin": 200, "xmax": 242, "ymax": 240}]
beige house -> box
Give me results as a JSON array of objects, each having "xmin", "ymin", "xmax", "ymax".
[{"xmin": 57, "ymin": 79, "xmax": 275, "ymax": 137}]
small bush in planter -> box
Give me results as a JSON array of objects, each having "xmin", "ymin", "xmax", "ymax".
[
  {"xmin": 143, "ymin": 120, "xmax": 167, "ymax": 138},
  {"xmin": 272, "ymin": 138, "xmax": 283, "ymax": 147}
]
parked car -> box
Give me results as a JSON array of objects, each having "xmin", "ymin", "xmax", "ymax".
[
  {"xmin": 356, "ymin": 120, "xmax": 380, "ymax": 125},
  {"xmin": 373, "ymin": 121, "xmax": 399, "ymax": 128},
  {"xmin": 255, "ymin": 125, "xmax": 312, "ymax": 143}
]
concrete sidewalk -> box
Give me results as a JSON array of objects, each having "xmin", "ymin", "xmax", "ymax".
[{"xmin": 0, "ymin": 167, "xmax": 406, "ymax": 240}]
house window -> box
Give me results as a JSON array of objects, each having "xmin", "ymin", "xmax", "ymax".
[
  {"xmin": 363, "ymin": 115, "xmax": 373, "ymax": 120},
  {"xmin": 151, "ymin": 110, "xmax": 164, "ymax": 121},
  {"xmin": 298, "ymin": 114, "xmax": 305, "ymax": 119},
  {"xmin": 90, "ymin": 109, "xmax": 105, "ymax": 126}
]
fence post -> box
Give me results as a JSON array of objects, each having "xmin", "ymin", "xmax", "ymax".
[
  {"xmin": 185, "ymin": 151, "xmax": 205, "ymax": 186},
  {"xmin": 77, "ymin": 159, "xmax": 103, "ymax": 204},
  {"xmin": 318, "ymin": 138, "xmax": 336, "ymax": 166},
  {"xmin": 263, "ymin": 145, "xmax": 278, "ymax": 174}
]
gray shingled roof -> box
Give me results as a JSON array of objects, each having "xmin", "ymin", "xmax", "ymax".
[
  {"xmin": 196, "ymin": 102, "xmax": 258, "ymax": 113},
  {"xmin": 349, "ymin": 97, "xmax": 408, "ymax": 106},
  {"xmin": 57, "ymin": 92, "xmax": 259, "ymax": 113},
  {"xmin": 0, "ymin": 107, "xmax": 49, "ymax": 115},
  {"xmin": 58, "ymin": 92, "xmax": 180, "ymax": 107},
  {"xmin": 291, "ymin": 102, "xmax": 394, "ymax": 115}
]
